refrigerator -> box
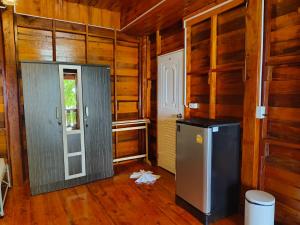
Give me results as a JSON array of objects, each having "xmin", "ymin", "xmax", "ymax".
[{"xmin": 176, "ymin": 118, "xmax": 240, "ymax": 225}]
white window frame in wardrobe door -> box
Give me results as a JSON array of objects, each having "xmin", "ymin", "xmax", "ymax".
[{"xmin": 59, "ymin": 64, "xmax": 86, "ymax": 180}]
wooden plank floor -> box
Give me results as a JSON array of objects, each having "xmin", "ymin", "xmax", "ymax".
[{"xmin": 1, "ymin": 161, "xmax": 243, "ymax": 225}]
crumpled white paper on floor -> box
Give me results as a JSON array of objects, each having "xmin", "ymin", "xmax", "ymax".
[{"xmin": 130, "ymin": 170, "xmax": 160, "ymax": 184}]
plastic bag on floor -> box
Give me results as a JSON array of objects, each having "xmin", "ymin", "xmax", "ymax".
[{"xmin": 130, "ymin": 170, "xmax": 160, "ymax": 184}]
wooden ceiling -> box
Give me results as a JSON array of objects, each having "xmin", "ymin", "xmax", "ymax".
[
  {"xmin": 62, "ymin": 0, "xmax": 230, "ymax": 35},
  {"xmin": 64, "ymin": 0, "xmax": 122, "ymax": 11},
  {"xmin": 120, "ymin": 0, "xmax": 229, "ymax": 35}
]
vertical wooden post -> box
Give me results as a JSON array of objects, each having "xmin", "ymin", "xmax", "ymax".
[
  {"xmin": 141, "ymin": 36, "xmax": 148, "ymax": 119},
  {"xmin": 52, "ymin": 20, "xmax": 56, "ymax": 62},
  {"xmin": 85, "ymin": 24, "xmax": 88, "ymax": 64},
  {"xmin": 184, "ymin": 26, "xmax": 191, "ymax": 119},
  {"xmin": 209, "ymin": 15, "xmax": 217, "ymax": 119},
  {"xmin": 113, "ymin": 30, "xmax": 118, "ymax": 159},
  {"xmin": 146, "ymin": 37, "xmax": 151, "ymax": 119},
  {"xmin": 2, "ymin": 7, "xmax": 23, "ymax": 186},
  {"xmin": 241, "ymin": 0, "xmax": 263, "ymax": 189},
  {"xmin": 156, "ymin": 30, "xmax": 161, "ymax": 56}
]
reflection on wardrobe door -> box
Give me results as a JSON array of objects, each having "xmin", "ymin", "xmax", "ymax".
[
  {"xmin": 22, "ymin": 63, "xmax": 64, "ymax": 195},
  {"xmin": 82, "ymin": 66, "xmax": 114, "ymax": 180}
]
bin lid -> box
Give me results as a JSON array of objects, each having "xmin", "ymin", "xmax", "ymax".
[{"xmin": 246, "ymin": 190, "xmax": 275, "ymax": 206}]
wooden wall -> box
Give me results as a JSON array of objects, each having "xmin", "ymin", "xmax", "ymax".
[
  {"xmin": 0, "ymin": 17, "xmax": 7, "ymax": 158},
  {"xmin": 260, "ymin": 0, "xmax": 300, "ymax": 224},
  {"xmin": 186, "ymin": 5, "xmax": 246, "ymax": 122},
  {"xmin": 14, "ymin": 14, "xmax": 145, "ymax": 175},
  {"xmin": 15, "ymin": 0, "xmax": 120, "ymax": 29}
]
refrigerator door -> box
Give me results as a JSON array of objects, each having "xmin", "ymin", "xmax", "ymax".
[{"xmin": 176, "ymin": 123, "xmax": 212, "ymax": 214}]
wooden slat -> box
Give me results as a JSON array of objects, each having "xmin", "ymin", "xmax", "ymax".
[
  {"xmin": 2, "ymin": 7, "xmax": 24, "ymax": 185},
  {"xmin": 17, "ymin": 27, "xmax": 53, "ymax": 61},
  {"xmin": 56, "ymin": 32, "xmax": 86, "ymax": 63},
  {"xmin": 209, "ymin": 15, "xmax": 217, "ymax": 119},
  {"xmin": 15, "ymin": 0, "xmax": 120, "ymax": 29},
  {"xmin": 261, "ymin": 1, "xmax": 300, "ymax": 223}
]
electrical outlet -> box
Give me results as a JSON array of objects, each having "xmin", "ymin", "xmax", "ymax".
[
  {"xmin": 189, "ymin": 103, "xmax": 200, "ymax": 109},
  {"xmin": 256, "ymin": 106, "xmax": 266, "ymax": 119}
]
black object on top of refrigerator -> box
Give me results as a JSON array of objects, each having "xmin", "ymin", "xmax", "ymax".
[{"xmin": 175, "ymin": 118, "xmax": 241, "ymax": 225}]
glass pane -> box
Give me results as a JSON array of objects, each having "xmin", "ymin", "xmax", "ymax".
[
  {"xmin": 68, "ymin": 155, "xmax": 82, "ymax": 176},
  {"xmin": 67, "ymin": 134, "xmax": 81, "ymax": 154},
  {"xmin": 63, "ymin": 69, "xmax": 80, "ymax": 130}
]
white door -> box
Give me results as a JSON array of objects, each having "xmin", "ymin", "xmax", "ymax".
[{"xmin": 157, "ymin": 50, "xmax": 184, "ymax": 174}]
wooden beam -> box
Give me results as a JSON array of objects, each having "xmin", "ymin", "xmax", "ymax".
[
  {"xmin": 241, "ymin": 0, "xmax": 263, "ymax": 188},
  {"xmin": 184, "ymin": 26, "xmax": 191, "ymax": 119},
  {"xmin": 209, "ymin": 15, "xmax": 217, "ymax": 119},
  {"xmin": 156, "ymin": 30, "xmax": 161, "ymax": 56},
  {"xmin": 185, "ymin": 0, "xmax": 244, "ymax": 27},
  {"xmin": 141, "ymin": 36, "xmax": 148, "ymax": 119},
  {"xmin": 2, "ymin": 7, "xmax": 24, "ymax": 186}
]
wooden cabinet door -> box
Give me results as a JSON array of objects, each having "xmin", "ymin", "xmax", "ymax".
[
  {"xmin": 82, "ymin": 66, "xmax": 113, "ymax": 180},
  {"xmin": 22, "ymin": 62, "xmax": 64, "ymax": 195}
]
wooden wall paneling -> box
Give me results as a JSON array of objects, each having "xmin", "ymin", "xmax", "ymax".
[
  {"xmin": 241, "ymin": 0, "xmax": 263, "ymax": 189},
  {"xmin": 160, "ymin": 21, "xmax": 184, "ymax": 55},
  {"xmin": 262, "ymin": 141, "xmax": 300, "ymax": 224},
  {"xmin": 184, "ymin": 26, "xmax": 191, "ymax": 119},
  {"xmin": 115, "ymin": 33, "xmax": 141, "ymax": 158},
  {"xmin": 156, "ymin": 30, "xmax": 161, "ymax": 56},
  {"xmin": 115, "ymin": 37, "xmax": 139, "ymax": 120},
  {"xmin": 17, "ymin": 27, "xmax": 53, "ymax": 61},
  {"xmin": 267, "ymin": 0, "xmax": 300, "ymax": 65},
  {"xmin": 215, "ymin": 69, "xmax": 245, "ymax": 120},
  {"xmin": 141, "ymin": 36, "xmax": 149, "ymax": 118},
  {"xmin": 84, "ymin": 26, "xmax": 88, "ymax": 64},
  {"xmin": 217, "ymin": 5, "xmax": 246, "ymax": 66},
  {"xmin": 15, "ymin": 0, "xmax": 55, "ymax": 19},
  {"xmin": 266, "ymin": 64, "xmax": 300, "ymax": 143},
  {"xmin": 87, "ymin": 36, "xmax": 114, "ymax": 68},
  {"xmin": 113, "ymin": 30, "xmax": 117, "ymax": 159},
  {"xmin": 15, "ymin": 0, "xmax": 120, "ymax": 29},
  {"xmin": 2, "ymin": 7, "xmax": 23, "ymax": 186},
  {"xmin": 185, "ymin": 0, "xmax": 245, "ymax": 27},
  {"xmin": 88, "ymin": 7, "xmax": 120, "ymax": 29},
  {"xmin": 55, "ymin": 32, "xmax": 86, "ymax": 64},
  {"xmin": 16, "ymin": 14, "xmax": 53, "ymax": 30},
  {"xmin": 215, "ymin": 6, "xmax": 246, "ymax": 122},
  {"xmin": 189, "ymin": 18, "xmax": 211, "ymax": 118},
  {"xmin": 148, "ymin": 34, "xmax": 158, "ymax": 162},
  {"xmin": 261, "ymin": 1, "xmax": 300, "ymax": 222},
  {"xmin": 0, "ymin": 11, "xmax": 8, "ymax": 160},
  {"xmin": 209, "ymin": 15, "xmax": 217, "ymax": 119},
  {"xmin": 146, "ymin": 37, "xmax": 151, "ymax": 119},
  {"xmin": 52, "ymin": 20, "xmax": 56, "ymax": 61}
]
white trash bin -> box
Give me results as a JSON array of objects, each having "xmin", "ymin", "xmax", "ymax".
[{"xmin": 245, "ymin": 190, "xmax": 275, "ymax": 225}]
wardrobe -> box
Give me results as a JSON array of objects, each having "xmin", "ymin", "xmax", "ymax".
[{"xmin": 21, "ymin": 62, "xmax": 113, "ymax": 195}]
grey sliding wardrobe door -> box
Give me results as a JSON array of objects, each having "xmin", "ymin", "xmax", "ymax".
[
  {"xmin": 82, "ymin": 66, "xmax": 113, "ymax": 180},
  {"xmin": 22, "ymin": 63, "xmax": 64, "ymax": 195}
]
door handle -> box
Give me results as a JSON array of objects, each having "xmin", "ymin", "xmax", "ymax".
[
  {"xmin": 56, "ymin": 107, "xmax": 62, "ymax": 125},
  {"xmin": 177, "ymin": 113, "xmax": 183, "ymax": 119},
  {"xmin": 84, "ymin": 106, "xmax": 89, "ymax": 127}
]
